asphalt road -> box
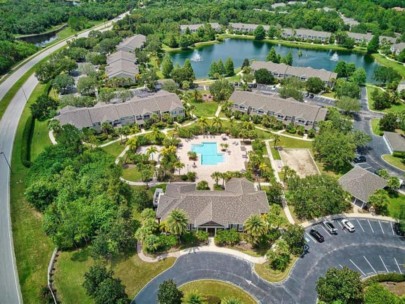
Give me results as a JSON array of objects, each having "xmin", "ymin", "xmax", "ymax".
[
  {"xmin": 134, "ymin": 218, "xmax": 405, "ymax": 304},
  {"xmin": 0, "ymin": 12, "xmax": 128, "ymax": 304}
]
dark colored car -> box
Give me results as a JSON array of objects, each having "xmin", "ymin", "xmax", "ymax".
[
  {"xmin": 393, "ymin": 222, "xmax": 405, "ymax": 236},
  {"xmin": 309, "ymin": 93, "xmax": 314, "ymax": 98},
  {"xmin": 310, "ymin": 229, "xmax": 324, "ymax": 243},
  {"xmin": 354, "ymin": 156, "xmax": 366, "ymax": 163}
]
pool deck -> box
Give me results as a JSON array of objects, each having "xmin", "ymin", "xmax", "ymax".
[{"xmin": 177, "ymin": 135, "xmax": 252, "ymax": 186}]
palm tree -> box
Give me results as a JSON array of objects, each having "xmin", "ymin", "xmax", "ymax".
[
  {"xmin": 244, "ymin": 214, "xmax": 268, "ymax": 244},
  {"xmin": 212, "ymin": 116, "xmax": 222, "ymax": 132},
  {"xmin": 192, "ymin": 89, "xmax": 202, "ymax": 103},
  {"xmin": 198, "ymin": 117, "xmax": 209, "ymax": 133},
  {"xmin": 174, "ymin": 161, "xmax": 185, "ymax": 175},
  {"xmin": 167, "ymin": 209, "xmax": 188, "ymax": 239},
  {"xmin": 161, "ymin": 145, "xmax": 177, "ymax": 157},
  {"xmin": 211, "ymin": 171, "xmax": 221, "ymax": 186},
  {"xmin": 117, "ymin": 127, "xmax": 124, "ymax": 144},
  {"xmin": 127, "ymin": 137, "xmax": 138, "ymax": 152},
  {"xmin": 146, "ymin": 146, "xmax": 158, "ymax": 161},
  {"xmin": 259, "ymin": 162, "xmax": 268, "ymax": 178},
  {"xmin": 184, "ymin": 291, "xmax": 205, "ymax": 304}
]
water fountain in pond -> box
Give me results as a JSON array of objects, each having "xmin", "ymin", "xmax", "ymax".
[
  {"xmin": 190, "ymin": 50, "xmax": 203, "ymax": 62},
  {"xmin": 330, "ymin": 52, "xmax": 339, "ymax": 61}
]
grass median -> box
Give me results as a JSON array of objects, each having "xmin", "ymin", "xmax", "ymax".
[
  {"xmin": 254, "ymin": 257, "xmax": 298, "ymax": 283},
  {"xmin": 10, "ymin": 83, "xmax": 53, "ymax": 304}
]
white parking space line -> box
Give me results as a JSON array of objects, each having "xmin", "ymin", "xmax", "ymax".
[
  {"xmin": 367, "ymin": 220, "xmax": 374, "ymax": 233},
  {"xmin": 378, "ymin": 221, "xmax": 385, "ymax": 234},
  {"xmin": 305, "ymin": 237, "xmax": 311, "ymax": 243},
  {"xmin": 379, "ymin": 256, "xmax": 389, "ymax": 272},
  {"xmin": 305, "ymin": 233, "xmax": 316, "ymax": 242},
  {"xmin": 339, "ymin": 264, "xmax": 344, "ymax": 269},
  {"xmin": 356, "ymin": 219, "xmax": 365, "ymax": 232},
  {"xmin": 391, "ymin": 222, "xmax": 395, "ymax": 235},
  {"xmin": 320, "ymin": 225, "xmax": 330, "ymax": 235},
  {"xmin": 394, "ymin": 258, "xmax": 402, "ymax": 274},
  {"xmin": 364, "ymin": 256, "xmax": 376, "ymax": 273},
  {"xmin": 350, "ymin": 259, "xmax": 366, "ymax": 276}
]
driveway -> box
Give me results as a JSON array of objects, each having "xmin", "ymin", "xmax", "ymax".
[
  {"xmin": 0, "ymin": 11, "xmax": 129, "ymax": 304},
  {"xmin": 134, "ymin": 217, "xmax": 405, "ymax": 304}
]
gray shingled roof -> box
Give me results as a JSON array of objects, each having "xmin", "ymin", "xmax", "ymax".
[
  {"xmin": 107, "ymin": 50, "xmax": 135, "ymax": 65},
  {"xmin": 283, "ymin": 28, "xmax": 331, "ymax": 39},
  {"xmin": 106, "ymin": 60, "xmax": 139, "ymax": 78},
  {"xmin": 230, "ymin": 23, "xmax": 269, "ymax": 31},
  {"xmin": 338, "ymin": 167, "xmax": 387, "ymax": 203},
  {"xmin": 251, "ymin": 61, "xmax": 337, "ymax": 82},
  {"xmin": 56, "ymin": 90, "xmax": 183, "ymax": 129},
  {"xmin": 230, "ymin": 91, "xmax": 328, "ymax": 123},
  {"xmin": 384, "ymin": 132, "xmax": 405, "ymax": 153},
  {"xmin": 156, "ymin": 178, "xmax": 269, "ymax": 227},
  {"xmin": 116, "ymin": 34, "xmax": 146, "ymax": 53},
  {"xmin": 180, "ymin": 23, "xmax": 221, "ymax": 31},
  {"xmin": 391, "ymin": 43, "xmax": 405, "ymax": 53}
]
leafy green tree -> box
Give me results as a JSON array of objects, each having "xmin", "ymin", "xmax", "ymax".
[
  {"xmin": 279, "ymin": 87, "xmax": 303, "ymax": 102},
  {"xmin": 281, "ymin": 52, "xmax": 293, "ymax": 66},
  {"xmin": 364, "ymin": 284, "xmax": 400, "ymax": 304},
  {"xmin": 367, "ymin": 34, "xmax": 380, "ymax": 53},
  {"xmin": 397, "ymin": 49, "xmax": 405, "ymax": 63},
  {"xmin": 53, "ymin": 74, "xmax": 74, "ymax": 94},
  {"xmin": 93, "ymin": 277, "xmax": 129, "ymax": 304},
  {"xmin": 306, "ymin": 77, "xmax": 325, "ymax": 94},
  {"xmin": 158, "ymin": 280, "xmax": 183, "ymax": 304},
  {"xmin": 24, "ymin": 180, "xmax": 58, "ymax": 212},
  {"xmin": 287, "ymin": 175, "xmax": 350, "ymax": 219},
  {"xmin": 179, "ymin": 34, "xmax": 193, "ymax": 49},
  {"xmin": 167, "ymin": 209, "xmax": 188, "ymax": 237},
  {"xmin": 379, "ymin": 113, "xmax": 398, "ymax": 131},
  {"xmin": 334, "ymin": 61, "xmax": 347, "ymax": 78},
  {"xmin": 161, "ymin": 54, "xmax": 174, "ymax": 78},
  {"xmin": 350, "ymin": 68, "xmax": 367, "ymax": 85},
  {"xmin": 283, "ymin": 224, "xmax": 305, "ymax": 255},
  {"xmin": 209, "ymin": 78, "xmax": 234, "ymax": 101},
  {"xmin": 316, "ymin": 267, "xmax": 363, "ymax": 304},
  {"xmin": 141, "ymin": 69, "xmax": 159, "ymax": 91},
  {"xmin": 369, "ymin": 189, "xmax": 389, "ymax": 215},
  {"xmin": 334, "ymin": 79, "xmax": 360, "ymax": 99},
  {"xmin": 336, "ymin": 96, "xmax": 361, "ymax": 113},
  {"xmin": 30, "ymin": 94, "xmax": 58, "ymax": 121},
  {"xmin": 224, "ymin": 57, "xmax": 235, "ymax": 76},
  {"xmin": 266, "ymin": 48, "xmax": 280, "ymax": 63},
  {"xmin": 374, "ymin": 66, "xmax": 401, "ymax": 84},
  {"xmin": 244, "ymin": 214, "xmax": 267, "ymax": 244},
  {"xmin": 254, "ymin": 25, "xmax": 266, "ymax": 40},
  {"xmin": 77, "ymin": 76, "xmax": 97, "ymax": 96},
  {"xmin": 83, "ymin": 265, "xmax": 113, "ymax": 297},
  {"xmin": 196, "ymin": 180, "xmax": 210, "ymax": 190},
  {"xmin": 254, "ymin": 68, "xmax": 275, "ymax": 84},
  {"xmin": 266, "ymin": 239, "xmax": 291, "ymax": 271},
  {"xmin": 209, "ymin": 61, "xmax": 220, "ymax": 79},
  {"xmin": 241, "ymin": 58, "xmax": 250, "ymax": 68}
]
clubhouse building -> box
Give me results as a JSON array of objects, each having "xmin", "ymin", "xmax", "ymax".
[{"xmin": 155, "ymin": 178, "xmax": 269, "ymax": 235}]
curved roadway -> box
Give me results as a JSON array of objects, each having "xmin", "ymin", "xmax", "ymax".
[
  {"xmin": 134, "ymin": 218, "xmax": 405, "ymax": 304},
  {"xmin": 0, "ymin": 12, "xmax": 128, "ymax": 304}
]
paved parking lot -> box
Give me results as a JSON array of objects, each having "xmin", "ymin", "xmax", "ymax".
[{"xmin": 134, "ymin": 218, "xmax": 405, "ymax": 304}]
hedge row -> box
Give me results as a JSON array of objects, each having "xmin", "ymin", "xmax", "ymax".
[
  {"xmin": 393, "ymin": 151, "xmax": 405, "ymax": 158},
  {"xmin": 21, "ymin": 114, "xmax": 35, "ymax": 168},
  {"xmin": 364, "ymin": 273, "xmax": 405, "ymax": 286}
]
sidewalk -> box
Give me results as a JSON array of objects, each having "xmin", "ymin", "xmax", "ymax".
[{"xmin": 137, "ymin": 237, "xmax": 267, "ymax": 264}]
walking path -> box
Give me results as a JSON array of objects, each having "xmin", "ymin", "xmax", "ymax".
[
  {"xmin": 214, "ymin": 105, "xmax": 222, "ymax": 117},
  {"xmin": 137, "ymin": 237, "xmax": 267, "ymax": 264}
]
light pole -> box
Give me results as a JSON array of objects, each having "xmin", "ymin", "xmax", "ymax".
[{"xmin": 0, "ymin": 152, "xmax": 12, "ymax": 172}]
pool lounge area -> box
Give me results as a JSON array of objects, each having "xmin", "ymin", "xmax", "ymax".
[{"xmin": 191, "ymin": 142, "xmax": 224, "ymax": 165}]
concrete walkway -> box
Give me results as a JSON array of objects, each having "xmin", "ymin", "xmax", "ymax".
[
  {"xmin": 264, "ymin": 140, "xmax": 295, "ymax": 225},
  {"xmin": 214, "ymin": 105, "xmax": 222, "ymax": 117},
  {"xmin": 137, "ymin": 237, "xmax": 267, "ymax": 264},
  {"xmin": 255, "ymin": 126, "xmax": 314, "ymax": 141}
]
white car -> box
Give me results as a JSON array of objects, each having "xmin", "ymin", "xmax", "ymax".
[
  {"xmin": 323, "ymin": 220, "xmax": 337, "ymax": 234},
  {"xmin": 341, "ymin": 219, "xmax": 355, "ymax": 232}
]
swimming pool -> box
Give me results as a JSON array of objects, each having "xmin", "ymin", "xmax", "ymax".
[{"xmin": 191, "ymin": 142, "xmax": 224, "ymax": 165}]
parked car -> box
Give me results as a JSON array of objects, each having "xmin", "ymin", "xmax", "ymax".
[
  {"xmin": 310, "ymin": 229, "xmax": 324, "ymax": 242},
  {"xmin": 393, "ymin": 222, "xmax": 405, "ymax": 236},
  {"xmin": 323, "ymin": 221, "xmax": 338, "ymax": 234},
  {"xmin": 341, "ymin": 219, "xmax": 355, "ymax": 232},
  {"xmin": 353, "ymin": 156, "xmax": 366, "ymax": 163},
  {"xmin": 309, "ymin": 93, "xmax": 314, "ymax": 98}
]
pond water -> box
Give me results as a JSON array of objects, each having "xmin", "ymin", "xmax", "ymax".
[{"xmin": 169, "ymin": 38, "xmax": 378, "ymax": 81}]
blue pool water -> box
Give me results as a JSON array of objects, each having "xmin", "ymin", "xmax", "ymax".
[{"xmin": 191, "ymin": 142, "xmax": 224, "ymax": 165}]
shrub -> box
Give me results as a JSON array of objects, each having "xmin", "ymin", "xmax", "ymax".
[
  {"xmin": 21, "ymin": 114, "xmax": 34, "ymax": 167},
  {"xmin": 180, "ymin": 174, "xmax": 188, "ymax": 181},
  {"xmin": 195, "ymin": 230, "xmax": 209, "ymax": 243},
  {"xmin": 215, "ymin": 229, "xmax": 240, "ymax": 246},
  {"xmin": 196, "ymin": 180, "xmax": 210, "ymax": 190},
  {"xmin": 364, "ymin": 273, "xmax": 405, "ymax": 286},
  {"xmin": 187, "ymin": 172, "xmax": 196, "ymax": 181}
]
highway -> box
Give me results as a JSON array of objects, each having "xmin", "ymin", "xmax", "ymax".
[{"xmin": 0, "ymin": 11, "xmax": 128, "ymax": 304}]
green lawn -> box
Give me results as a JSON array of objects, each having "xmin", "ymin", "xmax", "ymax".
[
  {"xmin": 371, "ymin": 118, "xmax": 383, "ymax": 136},
  {"xmin": 179, "ymin": 280, "xmax": 256, "ymax": 304},
  {"xmin": 254, "ymin": 257, "xmax": 298, "ymax": 283},
  {"xmin": 277, "ymin": 135, "xmax": 313, "ymax": 149},
  {"xmin": 101, "ymin": 141, "xmax": 126, "ymax": 158},
  {"xmin": 372, "ymin": 53, "xmax": 405, "ymax": 79},
  {"xmin": 53, "ymin": 249, "xmax": 94, "ymax": 304},
  {"xmin": 54, "ymin": 248, "xmax": 175, "ymax": 303},
  {"xmin": 190, "ymin": 100, "xmax": 218, "ymax": 117},
  {"xmin": 321, "ymin": 92, "xmax": 335, "ymax": 99},
  {"xmin": 382, "ymin": 154, "xmax": 405, "ymax": 171},
  {"xmin": 11, "ymin": 83, "xmax": 54, "ymax": 304},
  {"xmin": 122, "ymin": 165, "xmax": 142, "ymax": 181},
  {"xmin": 366, "ymin": 84, "xmax": 405, "ymax": 114},
  {"xmin": 387, "ymin": 193, "xmax": 405, "ymax": 218},
  {"xmin": 31, "ymin": 119, "xmax": 52, "ymax": 160}
]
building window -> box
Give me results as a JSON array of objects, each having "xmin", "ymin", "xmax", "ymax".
[{"xmin": 238, "ymin": 224, "xmax": 243, "ymax": 232}]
